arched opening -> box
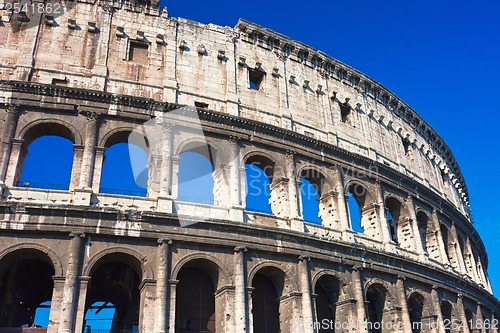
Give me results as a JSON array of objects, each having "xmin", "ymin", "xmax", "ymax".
[
  {"xmin": 175, "ymin": 259, "xmax": 225, "ymax": 333},
  {"xmin": 366, "ymin": 284, "xmax": 387, "ymax": 333},
  {"xmin": 465, "ymin": 308, "xmax": 474, "ymax": 332},
  {"xmin": 176, "ymin": 268, "xmax": 215, "ymax": 333},
  {"xmin": 0, "ymin": 250, "xmax": 55, "ymax": 328},
  {"xmin": 385, "ymin": 197, "xmax": 402, "ymax": 245},
  {"xmin": 300, "ymin": 177, "xmax": 321, "ymax": 224},
  {"xmin": 299, "ymin": 168, "xmax": 332, "ymax": 225},
  {"xmin": 100, "ymin": 141, "xmax": 148, "ymax": 197},
  {"xmin": 245, "ymin": 155, "xmax": 274, "ymax": 214},
  {"xmin": 408, "ymin": 293, "xmax": 425, "ymax": 333},
  {"xmin": 440, "ymin": 301, "xmax": 453, "ymax": 333},
  {"xmin": 85, "ymin": 254, "xmax": 142, "ymax": 333},
  {"xmin": 346, "ymin": 191, "xmax": 363, "ymax": 233},
  {"xmin": 314, "ymin": 275, "xmax": 341, "ymax": 333},
  {"xmin": 416, "ymin": 212, "xmax": 429, "ymax": 253},
  {"xmin": 178, "ymin": 145, "xmax": 216, "ymax": 205},
  {"xmin": 252, "ymin": 266, "xmax": 287, "ymax": 333},
  {"xmin": 440, "ymin": 224, "xmax": 450, "ymax": 260},
  {"xmin": 18, "ymin": 135, "xmax": 74, "ymax": 190},
  {"xmin": 84, "ymin": 301, "xmax": 116, "ymax": 332}
]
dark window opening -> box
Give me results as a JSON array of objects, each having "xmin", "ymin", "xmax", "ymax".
[
  {"xmin": 408, "ymin": 293, "xmax": 425, "ymax": 333},
  {"xmin": 252, "ymin": 273, "xmax": 280, "ymax": 333},
  {"xmin": 315, "ymin": 275, "xmax": 340, "ymax": 333},
  {"xmin": 402, "ymin": 138, "xmax": 411, "ymax": 156},
  {"xmin": 129, "ymin": 41, "xmax": 149, "ymax": 63},
  {"xmin": 51, "ymin": 78, "xmax": 68, "ymax": 85},
  {"xmin": 440, "ymin": 301, "xmax": 453, "ymax": 333},
  {"xmin": 249, "ymin": 69, "xmax": 264, "ymax": 90},
  {"xmin": 176, "ymin": 267, "xmax": 215, "ymax": 333},
  {"xmin": 416, "ymin": 212, "xmax": 429, "ymax": 253},
  {"xmin": 86, "ymin": 260, "xmax": 141, "ymax": 333},
  {"xmin": 385, "ymin": 197, "xmax": 402, "ymax": 245},
  {"xmin": 340, "ymin": 104, "xmax": 351, "ymax": 124},
  {"xmin": 194, "ymin": 101, "xmax": 209, "ymax": 108},
  {"xmin": 366, "ymin": 284, "xmax": 387, "ymax": 333},
  {"xmin": 0, "ymin": 253, "xmax": 54, "ymax": 328}
]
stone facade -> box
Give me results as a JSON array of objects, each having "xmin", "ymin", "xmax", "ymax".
[{"xmin": 0, "ymin": 1, "xmax": 498, "ymax": 333}]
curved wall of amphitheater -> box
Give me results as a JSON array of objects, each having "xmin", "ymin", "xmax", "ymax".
[{"xmin": 0, "ymin": 1, "xmax": 499, "ymax": 333}]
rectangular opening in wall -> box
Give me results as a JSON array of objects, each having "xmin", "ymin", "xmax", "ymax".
[
  {"xmin": 129, "ymin": 41, "xmax": 149, "ymax": 63},
  {"xmin": 194, "ymin": 101, "xmax": 209, "ymax": 108},
  {"xmin": 248, "ymin": 69, "xmax": 264, "ymax": 90},
  {"xmin": 51, "ymin": 78, "xmax": 67, "ymax": 85}
]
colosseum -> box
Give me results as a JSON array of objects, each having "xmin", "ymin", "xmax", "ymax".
[{"xmin": 0, "ymin": 0, "xmax": 498, "ymax": 333}]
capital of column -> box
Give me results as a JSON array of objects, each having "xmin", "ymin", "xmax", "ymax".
[
  {"xmin": 157, "ymin": 238, "xmax": 173, "ymax": 245},
  {"xmin": 69, "ymin": 231, "xmax": 85, "ymax": 238},
  {"xmin": 285, "ymin": 149, "xmax": 296, "ymax": 158},
  {"xmin": 228, "ymin": 135, "xmax": 240, "ymax": 144},
  {"xmin": 432, "ymin": 285, "xmax": 439, "ymax": 291},
  {"xmin": 352, "ymin": 265, "xmax": 363, "ymax": 272},
  {"xmin": 397, "ymin": 275, "xmax": 406, "ymax": 282},
  {"xmin": 169, "ymin": 279, "xmax": 179, "ymax": 286},
  {"xmin": 80, "ymin": 111, "xmax": 101, "ymax": 122},
  {"xmin": 298, "ymin": 255, "xmax": 311, "ymax": 262},
  {"xmin": 6, "ymin": 103, "xmax": 21, "ymax": 115},
  {"xmin": 234, "ymin": 246, "xmax": 248, "ymax": 253}
]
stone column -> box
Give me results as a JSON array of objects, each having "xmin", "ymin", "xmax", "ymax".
[
  {"xmin": 78, "ymin": 112, "xmax": 100, "ymax": 189},
  {"xmin": 140, "ymin": 279, "xmax": 156, "ymax": 332},
  {"xmin": 229, "ymin": 137, "xmax": 244, "ymax": 221},
  {"xmin": 456, "ymin": 294, "xmax": 470, "ymax": 333},
  {"xmin": 352, "ymin": 267, "xmax": 368, "ymax": 332},
  {"xmin": 286, "ymin": 150, "xmax": 302, "ymax": 231},
  {"xmin": 5, "ymin": 138, "xmax": 24, "ymax": 187},
  {"xmin": 154, "ymin": 239, "xmax": 172, "ymax": 333},
  {"xmin": 58, "ymin": 232, "xmax": 85, "ymax": 333},
  {"xmin": 0, "ymin": 104, "xmax": 21, "ymax": 182},
  {"xmin": 396, "ymin": 277, "xmax": 413, "ymax": 333},
  {"xmin": 432, "ymin": 209, "xmax": 450, "ymax": 266},
  {"xmin": 91, "ymin": 147, "xmax": 105, "ymax": 193},
  {"xmin": 167, "ymin": 280, "xmax": 179, "ymax": 333},
  {"xmin": 234, "ymin": 246, "xmax": 248, "ymax": 333},
  {"xmin": 299, "ymin": 256, "xmax": 315, "ymax": 333},
  {"xmin": 430, "ymin": 286, "xmax": 446, "ymax": 333},
  {"xmin": 333, "ymin": 166, "xmax": 350, "ymax": 237},
  {"xmin": 157, "ymin": 125, "xmax": 174, "ymax": 212},
  {"xmin": 47, "ymin": 276, "xmax": 66, "ymax": 333},
  {"xmin": 246, "ymin": 287, "xmax": 255, "ymax": 333},
  {"xmin": 375, "ymin": 180, "xmax": 392, "ymax": 245},
  {"xmin": 73, "ymin": 276, "xmax": 91, "ymax": 333}
]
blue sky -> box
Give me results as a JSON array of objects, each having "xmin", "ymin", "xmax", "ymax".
[{"xmin": 162, "ymin": 0, "xmax": 500, "ymax": 294}]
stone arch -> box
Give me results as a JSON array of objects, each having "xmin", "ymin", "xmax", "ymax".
[
  {"xmin": 248, "ymin": 260, "xmax": 298, "ymax": 294},
  {"xmin": 0, "ymin": 243, "xmax": 64, "ymax": 276},
  {"xmin": 384, "ymin": 194, "xmax": 411, "ymax": 247},
  {"xmin": 365, "ymin": 282, "xmax": 390, "ymax": 333},
  {"xmin": 171, "ymin": 252, "xmax": 231, "ymax": 287},
  {"xmin": 249, "ymin": 261, "xmax": 296, "ymax": 333},
  {"xmin": 242, "ymin": 150, "xmax": 283, "ymax": 181},
  {"xmin": 18, "ymin": 118, "xmax": 83, "ymax": 146},
  {"xmin": 345, "ymin": 179, "xmax": 377, "ymax": 236},
  {"xmin": 99, "ymin": 126, "xmax": 147, "ymax": 149},
  {"xmin": 175, "ymin": 136, "xmax": 223, "ymax": 164},
  {"xmin": 312, "ymin": 269, "xmax": 348, "ymax": 295},
  {"xmin": 82, "ymin": 246, "xmax": 154, "ymax": 281},
  {"xmin": 297, "ymin": 164, "xmax": 335, "ymax": 225}
]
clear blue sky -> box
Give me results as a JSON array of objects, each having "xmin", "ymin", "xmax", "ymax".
[{"xmin": 163, "ymin": 0, "xmax": 500, "ymax": 294}]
